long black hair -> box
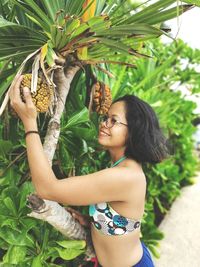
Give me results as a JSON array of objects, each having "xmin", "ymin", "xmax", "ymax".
[{"xmin": 113, "ymin": 94, "xmax": 171, "ymax": 164}]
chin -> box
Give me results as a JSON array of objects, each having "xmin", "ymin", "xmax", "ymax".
[{"xmin": 97, "ymin": 136, "xmax": 109, "ymax": 147}]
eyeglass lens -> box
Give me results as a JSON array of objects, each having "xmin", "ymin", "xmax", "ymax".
[{"xmin": 99, "ymin": 115, "xmax": 116, "ymax": 128}]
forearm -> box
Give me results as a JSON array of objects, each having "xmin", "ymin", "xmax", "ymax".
[{"xmin": 24, "ymin": 121, "xmax": 57, "ymax": 197}]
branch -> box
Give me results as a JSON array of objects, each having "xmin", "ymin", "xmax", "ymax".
[
  {"xmin": 27, "ymin": 194, "xmax": 95, "ymax": 260},
  {"xmin": 27, "ymin": 63, "xmax": 96, "ymax": 260},
  {"xmin": 43, "ymin": 65, "xmax": 80, "ymax": 165}
]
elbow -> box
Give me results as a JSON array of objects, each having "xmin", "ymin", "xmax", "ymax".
[
  {"xmin": 32, "ymin": 176, "xmax": 58, "ymax": 201},
  {"xmin": 34, "ymin": 184, "xmax": 53, "ymax": 201},
  {"xmin": 34, "ymin": 188, "xmax": 49, "ymax": 200}
]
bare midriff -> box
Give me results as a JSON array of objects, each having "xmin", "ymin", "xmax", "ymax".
[{"xmin": 91, "ymin": 223, "xmax": 143, "ymax": 267}]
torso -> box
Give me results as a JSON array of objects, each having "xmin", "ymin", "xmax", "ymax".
[
  {"xmin": 90, "ymin": 159, "xmax": 147, "ymax": 267},
  {"xmin": 91, "ymin": 204, "xmax": 144, "ymax": 267}
]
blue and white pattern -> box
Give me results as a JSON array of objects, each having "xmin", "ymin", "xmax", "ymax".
[{"xmin": 89, "ymin": 202, "xmax": 141, "ymax": 236}]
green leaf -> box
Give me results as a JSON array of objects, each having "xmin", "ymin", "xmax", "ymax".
[
  {"xmin": 69, "ymin": 22, "xmax": 90, "ymax": 40},
  {"xmin": 0, "ymin": 50, "xmax": 38, "ymax": 61},
  {"xmin": 143, "ymin": 5, "xmax": 193, "ymax": 25},
  {"xmin": 133, "ymin": 53, "xmax": 178, "ymax": 91},
  {"xmin": 148, "ymin": 244, "xmax": 161, "ymax": 258},
  {"xmin": 31, "ymin": 254, "xmax": 43, "ymax": 267},
  {"xmin": 96, "ymin": 23, "xmax": 162, "ymax": 37},
  {"xmin": 0, "ymin": 167, "xmax": 21, "ymax": 186},
  {"xmin": 56, "ymin": 240, "xmax": 86, "ymax": 250},
  {"xmin": 3, "ymin": 197, "xmax": 17, "ymax": 216},
  {"xmin": 87, "ymin": 15, "xmax": 109, "ymax": 28},
  {"xmin": 97, "ymin": 37, "xmax": 138, "ymax": 56},
  {"xmin": 18, "ymin": 217, "xmax": 38, "ymax": 231},
  {"xmin": 14, "ymin": 0, "xmax": 52, "ymax": 30},
  {"xmin": 0, "ymin": 140, "xmax": 12, "ymax": 159},
  {"xmin": 54, "ymin": 247, "xmax": 85, "ymax": 260},
  {"xmin": 19, "ymin": 181, "xmax": 34, "ymax": 211},
  {"xmin": 154, "ymin": 197, "xmax": 168, "ymax": 213},
  {"xmin": 40, "ymin": 0, "xmax": 66, "ymax": 21},
  {"xmin": 0, "ymin": 217, "xmax": 18, "ymax": 229},
  {"xmin": 64, "ymin": 107, "xmax": 89, "ymax": 128},
  {"xmin": 0, "ymin": 17, "xmax": 47, "ymax": 44},
  {"xmin": 0, "ymin": 18, "xmax": 47, "ymax": 58},
  {"xmin": 25, "ymin": 13, "xmax": 49, "ymax": 30},
  {"xmin": 71, "ymin": 126, "xmax": 97, "ymax": 141},
  {"xmin": 66, "ymin": 0, "xmax": 85, "ymax": 16},
  {"xmin": 182, "ymin": 0, "xmax": 200, "ymax": 7},
  {"xmin": 0, "ymin": 227, "xmax": 34, "ymax": 248},
  {"xmin": 0, "ymin": 45, "xmax": 41, "ymax": 57},
  {"xmin": 3, "ymin": 245, "xmax": 27, "ymax": 264},
  {"xmin": 0, "ymin": 67, "xmax": 17, "ymax": 84},
  {"xmin": 116, "ymin": 0, "xmax": 175, "ymax": 25},
  {"xmin": 65, "ymin": 18, "xmax": 81, "ymax": 36}
]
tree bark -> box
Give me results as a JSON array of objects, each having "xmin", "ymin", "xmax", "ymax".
[
  {"xmin": 27, "ymin": 64, "xmax": 96, "ymax": 261},
  {"xmin": 43, "ymin": 65, "xmax": 80, "ymax": 165},
  {"xmin": 27, "ymin": 194, "xmax": 95, "ymax": 260}
]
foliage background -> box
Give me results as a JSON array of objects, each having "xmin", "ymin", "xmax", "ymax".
[
  {"xmin": 1, "ymin": 38, "xmax": 199, "ymax": 266},
  {"xmin": 0, "ymin": 0, "xmax": 200, "ymax": 266}
]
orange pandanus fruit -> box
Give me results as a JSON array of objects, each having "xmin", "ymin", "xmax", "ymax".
[{"xmin": 92, "ymin": 81, "xmax": 112, "ymax": 115}]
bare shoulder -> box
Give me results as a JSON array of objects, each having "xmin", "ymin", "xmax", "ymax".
[
  {"xmin": 40, "ymin": 159, "xmax": 146, "ymax": 206},
  {"xmin": 112, "ymin": 166, "xmax": 144, "ymax": 180},
  {"xmin": 109, "ymin": 165, "xmax": 146, "ymax": 213},
  {"xmin": 120, "ymin": 159, "xmax": 146, "ymax": 184},
  {"xmin": 109, "ymin": 164, "xmax": 146, "ymax": 195}
]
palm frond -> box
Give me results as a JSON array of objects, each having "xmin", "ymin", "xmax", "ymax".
[{"xmin": 0, "ymin": 18, "xmax": 47, "ymax": 60}]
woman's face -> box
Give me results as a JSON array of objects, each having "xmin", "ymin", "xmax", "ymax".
[{"xmin": 98, "ymin": 101, "xmax": 128, "ymax": 149}]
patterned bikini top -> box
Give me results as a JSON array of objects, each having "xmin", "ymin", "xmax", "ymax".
[
  {"xmin": 88, "ymin": 156, "xmax": 142, "ymax": 236},
  {"xmin": 89, "ymin": 202, "xmax": 141, "ymax": 236}
]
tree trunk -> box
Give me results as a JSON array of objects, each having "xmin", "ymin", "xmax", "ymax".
[
  {"xmin": 27, "ymin": 64, "xmax": 96, "ymax": 261},
  {"xmin": 27, "ymin": 195, "xmax": 95, "ymax": 260},
  {"xmin": 43, "ymin": 65, "xmax": 79, "ymax": 165}
]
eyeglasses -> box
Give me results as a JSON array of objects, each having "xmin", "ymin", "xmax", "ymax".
[{"xmin": 98, "ymin": 114, "xmax": 128, "ymax": 128}]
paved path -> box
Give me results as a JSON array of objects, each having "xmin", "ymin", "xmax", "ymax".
[{"xmin": 152, "ymin": 171, "xmax": 200, "ymax": 267}]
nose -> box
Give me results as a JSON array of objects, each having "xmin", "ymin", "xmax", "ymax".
[{"xmin": 99, "ymin": 119, "xmax": 108, "ymax": 130}]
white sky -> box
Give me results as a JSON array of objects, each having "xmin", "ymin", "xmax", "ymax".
[
  {"xmin": 162, "ymin": 6, "xmax": 200, "ymax": 115},
  {"xmin": 162, "ymin": 7, "xmax": 200, "ymax": 48}
]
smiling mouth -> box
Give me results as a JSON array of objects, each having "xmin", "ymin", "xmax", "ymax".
[{"xmin": 99, "ymin": 130, "xmax": 110, "ymax": 136}]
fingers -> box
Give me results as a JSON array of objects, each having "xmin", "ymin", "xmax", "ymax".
[
  {"xmin": 65, "ymin": 207, "xmax": 73, "ymax": 212},
  {"xmin": 65, "ymin": 207, "xmax": 82, "ymax": 218},
  {"xmin": 72, "ymin": 213, "xmax": 77, "ymax": 218},
  {"xmin": 11, "ymin": 75, "xmax": 24, "ymax": 103},
  {"xmin": 66, "ymin": 208, "xmax": 78, "ymax": 219},
  {"xmin": 65, "ymin": 207, "xmax": 72, "ymax": 211},
  {"xmin": 66, "ymin": 207, "xmax": 79, "ymax": 215},
  {"xmin": 23, "ymin": 87, "xmax": 34, "ymax": 108},
  {"xmin": 65, "ymin": 208, "xmax": 88, "ymax": 226}
]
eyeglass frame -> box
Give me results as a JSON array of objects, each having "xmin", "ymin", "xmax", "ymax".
[{"xmin": 98, "ymin": 114, "xmax": 128, "ymax": 128}]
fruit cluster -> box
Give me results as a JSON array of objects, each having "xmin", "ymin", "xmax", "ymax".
[
  {"xmin": 20, "ymin": 74, "xmax": 53, "ymax": 113},
  {"xmin": 92, "ymin": 81, "xmax": 112, "ymax": 115}
]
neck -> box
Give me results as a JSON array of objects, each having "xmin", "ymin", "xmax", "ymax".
[
  {"xmin": 112, "ymin": 156, "xmax": 127, "ymax": 167},
  {"xmin": 109, "ymin": 149, "xmax": 126, "ymax": 165}
]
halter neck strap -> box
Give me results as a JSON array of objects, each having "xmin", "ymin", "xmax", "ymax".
[{"xmin": 111, "ymin": 156, "xmax": 127, "ymax": 167}]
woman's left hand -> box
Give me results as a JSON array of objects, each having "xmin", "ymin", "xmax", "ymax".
[{"xmin": 9, "ymin": 75, "xmax": 38, "ymax": 126}]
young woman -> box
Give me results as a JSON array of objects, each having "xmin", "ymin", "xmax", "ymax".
[{"xmin": 9, "ymin": 75, "xmax": 169, "ymax": 267}]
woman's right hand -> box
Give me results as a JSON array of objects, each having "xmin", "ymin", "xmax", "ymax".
[{"xmin": 65, "ymin": 207, "xmax": 91, "ymax": 228}]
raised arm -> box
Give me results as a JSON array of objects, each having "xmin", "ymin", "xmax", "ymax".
[{"xmin": 9, "ymin": 75, "xmax": 137, "ymax": 206}]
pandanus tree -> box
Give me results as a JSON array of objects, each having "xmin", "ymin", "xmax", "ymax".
[{"xmin": 0, "ymin": 0, "xmax": 199, "ymax": 265}]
